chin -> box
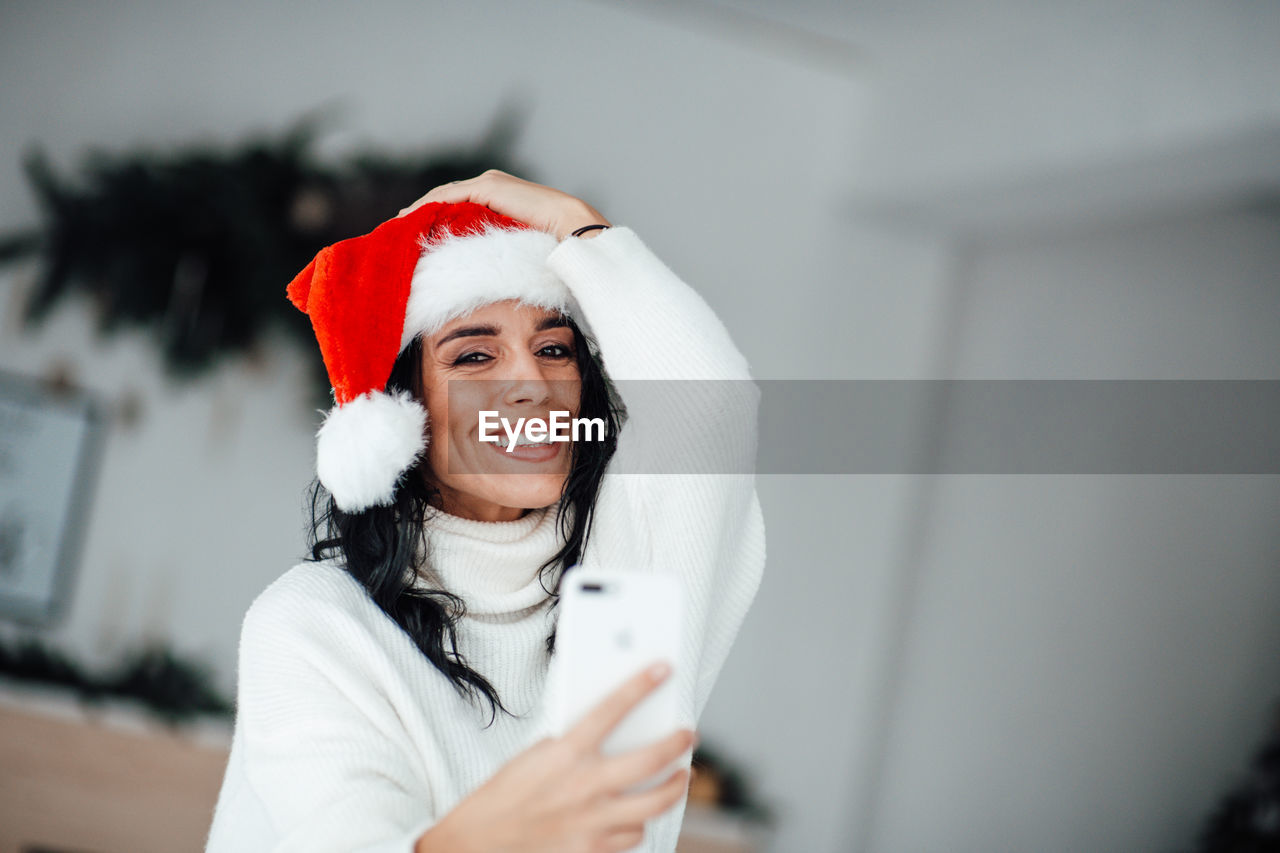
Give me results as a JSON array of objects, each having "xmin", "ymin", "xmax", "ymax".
[
  {"xmin": 492, "ymin": 477, "xmax": 566, "ymax": 509},
  {"xmin": 453, "ymin": 472, "xmax": 565, "ymax": 512}
]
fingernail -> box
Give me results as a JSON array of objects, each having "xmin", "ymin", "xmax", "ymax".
[{"xmin": 649, "ymin": 661, "xmax": 670, "ymax": 681}]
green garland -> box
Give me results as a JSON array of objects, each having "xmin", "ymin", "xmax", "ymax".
[
  {"xmin": 0, "ymin": 636, "xmax": 232, "ymax": 725},
  {"xmin": 0, "ymin": 107, "xmax": 533, "ymax": 406}
]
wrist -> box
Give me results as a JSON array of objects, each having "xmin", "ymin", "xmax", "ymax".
[
  {"xmin": 557, "ymin": 201, "xmax": 611, "ymax": 241},
  {"xmin": 569, "ymin": 223, "xmax": 611, "ymax": 239}
]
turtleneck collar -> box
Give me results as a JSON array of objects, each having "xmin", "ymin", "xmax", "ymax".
[{"xmin": 412, "ymin": 501, "xmax": 567, "ymax": 616}]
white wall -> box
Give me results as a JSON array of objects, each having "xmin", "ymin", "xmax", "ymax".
[
  {"xmin": 864, "ymin": 207, "xmax": 1280, "ymax": 853},
  {"xmin": 815, "ymin": 4, "xmax": 1280, "ymax": 845}
]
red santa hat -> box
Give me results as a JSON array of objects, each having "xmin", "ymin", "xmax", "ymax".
[{"xmin": 286, "ymin": 201, "xmax": 578, "ymax": 512}]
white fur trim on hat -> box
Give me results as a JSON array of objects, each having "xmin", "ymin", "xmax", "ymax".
[
  {"xmin": 316, "ymin": 390, "xmax": 428, "ymax": 512},
  {"xmin": 400, "ymin": 224, "xmax": 575, "ymax": 351}
]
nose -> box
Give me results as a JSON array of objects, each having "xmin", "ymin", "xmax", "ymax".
[{"xmin": 500, "ymin": 349, "xmax": 554, "ymax": 408}]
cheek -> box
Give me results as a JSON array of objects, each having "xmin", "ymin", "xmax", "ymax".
[
  {"xmin": 427, "ymin": 385, "xmax": 491, "ymax": 467},
  {"xmin": 446, "ymin": 386, "xmax": 489, "ymax": 435},
  {"xmin": 559, "ymin": 376, "xmax": 584, "ymax": 410}
]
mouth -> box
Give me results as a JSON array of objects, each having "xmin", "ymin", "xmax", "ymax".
[{"xmin": 483, "ymin": 437, "xmax": 563, "ymax": 463}]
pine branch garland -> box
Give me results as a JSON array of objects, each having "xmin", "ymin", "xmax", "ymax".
[{"xmin": 0, "ymin": 107, "xmax": 532, "ymax": 408}]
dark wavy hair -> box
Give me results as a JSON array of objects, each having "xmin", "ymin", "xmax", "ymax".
[{"xmin": 306, "ymin": 315, "xmax": 621, "ymax": 726}]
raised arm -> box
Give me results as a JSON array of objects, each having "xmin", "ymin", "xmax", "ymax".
[
  {"xmin": 401, "ymin": 171, "xmax": 766, "ymax": 720},
  {"xmin": 544, "ymin": 226, "xmax": 765, "ymax": 721}
]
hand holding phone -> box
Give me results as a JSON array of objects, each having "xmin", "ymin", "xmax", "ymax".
[
  {"xmin": 418, "ymin": 664, "xmax": 695, "ymax": 853},
  {"xmin": 549, "ymin": 569, "xmax": 687, "ymax": 790}
]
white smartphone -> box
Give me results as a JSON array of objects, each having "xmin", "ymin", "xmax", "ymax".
[{"xmin": 549, "ymin": 569, "xmax": 686, "ymax": 787}]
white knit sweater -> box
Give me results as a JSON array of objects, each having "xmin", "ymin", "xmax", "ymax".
[{"xmin": 205, "ymin": 227, "xmax": 766, "ymax": 852}]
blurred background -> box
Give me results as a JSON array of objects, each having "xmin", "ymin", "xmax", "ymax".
[{"xmin": 1, "ymin": 1, "xmax": 1279, "ymax": 851}]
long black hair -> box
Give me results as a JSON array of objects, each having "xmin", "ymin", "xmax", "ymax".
[{"xmin": 306, "ymin": 315, "xmax": 621, "ymax": 726}]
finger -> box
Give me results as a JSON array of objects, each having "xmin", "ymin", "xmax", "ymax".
[
  {"xmin": 590, "ymin": 767, "xmax": 690, "ymax": 829},
  {"xmin": 567, "ymin": 661, "xmax": 671, "ymax": 751},
  {"xmin": 398, "ymin": 181, "xmax": 474, "ymax": 217},
  {"xmin": 418, "ymin": 173, "xmax": 547, "ymax": 222},
  {"xmin": 422, "ymin": 170, "xmax": 516, "ymax": 204},
  {"xmin": 398, "ymin": 193, "xmax": 431, "ymax": 217},
  {"xmin": 593, "ymin": 728, "xmax": 696, "ymax": 794},
  {"xmin": 398, "ymin": 170, "xmax": 506, "ymax": 216},
  {"xmin": 423, "ymin": 179, "xmax": 489, "ymax": 205}
]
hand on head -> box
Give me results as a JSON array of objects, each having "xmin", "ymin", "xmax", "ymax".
[{"xmin": 399, "ymin": 170, "xmax": 611, "ymax": 241}]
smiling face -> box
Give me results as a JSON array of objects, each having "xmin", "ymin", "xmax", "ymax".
[{"xmin": 417, "ymin": 299, "xmax": 582, "ymax": 522}]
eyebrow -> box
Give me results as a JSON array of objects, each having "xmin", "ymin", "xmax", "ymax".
[{"xmin": 433, "ymin": 314, "xmax": 570, "ymax": 347}]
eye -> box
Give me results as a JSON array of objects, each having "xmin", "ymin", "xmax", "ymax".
[
  {"xmin": 538, "ymin": 343, "xmax": 574, "ymax": 359},
  {"xmin": 452, "ymin": 351, "xmax": 491, "ymax": 365}
]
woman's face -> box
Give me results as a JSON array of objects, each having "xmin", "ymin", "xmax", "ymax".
[{"xmin": 418, "ymin": 300, "xmax": 581, "ymax": 522}]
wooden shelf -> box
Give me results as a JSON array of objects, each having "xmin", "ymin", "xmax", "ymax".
[
  {"xmin": 0, "ymin": 688, "xmax": 230, "ymax": 853},
  {"xmin": 0, "ymin": 685, "xmax": 766, "ymax": 853}
]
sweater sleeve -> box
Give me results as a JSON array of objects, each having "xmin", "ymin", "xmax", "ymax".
[
  {"xmin": 208, "ymin": 573, "xmax": 436, "ymax": 853},
  {"xmin": 546, "ymin": 228, "xmax": 767, "ymax": 721}
]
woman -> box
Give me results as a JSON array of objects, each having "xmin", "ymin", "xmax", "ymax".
[{"xmin": 206, "ymin": 171, "xmax": 766, "ymax": 852}]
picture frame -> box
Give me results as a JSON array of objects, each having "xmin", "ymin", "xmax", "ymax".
[{"xmin": 0, "ymin": 370, "xmax": 105, "ymax": 625}]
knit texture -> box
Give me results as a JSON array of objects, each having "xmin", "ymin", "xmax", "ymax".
[{"xmin": 205, "ymin": 227, "xmax": 767, "ymax": 852}]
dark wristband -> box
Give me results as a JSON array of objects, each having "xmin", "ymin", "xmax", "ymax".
[{"xmin": 570, "ymin": 224, "xmax": 611, "ymax": 238}]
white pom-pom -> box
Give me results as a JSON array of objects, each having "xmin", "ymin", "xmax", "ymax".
[{"xmin": 316, "ymin": 390, "xmax": 428, "ymax": 512}]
